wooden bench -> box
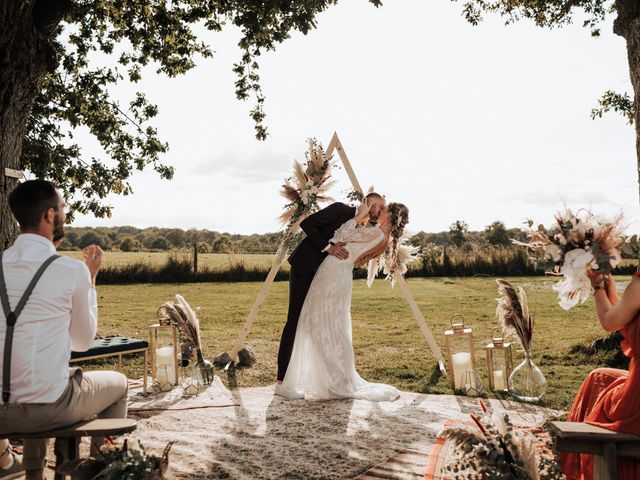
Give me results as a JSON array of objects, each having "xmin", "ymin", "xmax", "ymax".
[
  {"xmin": 71, "ymin": 336, "xmax": 149, "ymax": 394},
  {"xmin": 551, "ymin": 421, "xmax": 640, "ymax": 480},
  {"xmin": 11, "ymin": 418, "xmax": 137, "ymax": 480}
]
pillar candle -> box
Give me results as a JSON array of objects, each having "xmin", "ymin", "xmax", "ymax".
[
  {"xmin": 451, "ymin": 351, "xmax": 473, "ymax": 389},
  {"xmin": 493, "ymin": 370, "xmax": 506, "ymax": 391},
  {"xmin": 155, "ymin": 345, "xmax": 176, "ymax": 389}
]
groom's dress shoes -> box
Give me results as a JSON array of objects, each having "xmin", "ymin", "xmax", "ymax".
[{"xmin": 274, "ymin": 383, "xmax": 305, "ymax": 400}]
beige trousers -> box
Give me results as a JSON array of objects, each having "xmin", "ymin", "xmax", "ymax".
[{"xmin": 0, "ymin": 369, "xmax": 128, "ymax": 470}]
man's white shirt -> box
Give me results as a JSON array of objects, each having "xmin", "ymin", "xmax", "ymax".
[{"xmin": 0, "ymin": 234, "xmax": 97, "ymax": 403}]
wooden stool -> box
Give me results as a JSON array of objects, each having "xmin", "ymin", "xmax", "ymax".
[
  {"xmin": 551, "ymin": 421, "xmax": 640, "ymax": 480},
  {"xmin": 13, "ymin": 418, "xmax": 137, "ymax": 480}
]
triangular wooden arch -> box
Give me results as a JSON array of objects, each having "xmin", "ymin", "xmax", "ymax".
[{"xmin": 228, "ymin": 132, "xmax": 446, "ymax": 373}]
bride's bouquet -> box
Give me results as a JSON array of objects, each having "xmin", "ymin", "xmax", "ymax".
[
  {"xmin": 279, "ymin": 138, "xmax": 335, "ymax": 248},
  {"xmin": 514, "ymin": 209, "xmax": 625, "ymax": 310}
]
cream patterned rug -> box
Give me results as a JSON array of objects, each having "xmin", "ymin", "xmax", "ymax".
[{"xmin": 121, "ymin": 378, "xmax": 560, "ymax": 479}]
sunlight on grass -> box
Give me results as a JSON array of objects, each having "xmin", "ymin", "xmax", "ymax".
[{"xmin": 89, "ymin": 276, "xmax": 625, "ymax": 411}]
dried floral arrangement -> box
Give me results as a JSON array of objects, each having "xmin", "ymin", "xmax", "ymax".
[
  {"xmin": 513, "ymin": 209, "xmax": 626, "ymax": 309},
  {"xmin": 279, "ymin": 138, "xmax": 335, "ymax": 248},
  {"xmin": 367, "ymin": 231, "xmax": 420, "ymax": 287},
  {"xmin": 496, "ymin": 279, "xmax": 533, "ymax": 357},
  {"xmin": 444, "ymin": 400, "xmax": 563, "ymax": 480},
  {"xmin": 159, "ymin": 295, "xmax": 213, "ymax": 384},
  {"xmin": 57, "ymin": 439, "xmax": 174, "ymax": 480}
]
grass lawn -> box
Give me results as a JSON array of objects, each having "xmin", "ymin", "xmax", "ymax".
[{"xmin": 90, "ymin": 275, "xmax": 628, "ymax": 412}]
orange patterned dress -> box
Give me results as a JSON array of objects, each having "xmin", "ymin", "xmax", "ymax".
[{"xmin": 560, "ymin": 273, "xmax": 640, "ymax": 479}]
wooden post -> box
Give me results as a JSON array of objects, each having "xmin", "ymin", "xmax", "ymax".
[
  {"xmin": 227, "ymin": 243, "xmax": 291, "ymax": 365},
  {"xmin": 325, "ymin": 132, "xmax": 363, "ymax": 194},
  {"xmin": 193, "ymin": 243, "xmax": 198, "ymax": 276}
]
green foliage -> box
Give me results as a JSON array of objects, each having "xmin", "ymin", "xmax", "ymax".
[
  {"xmin": 484, "ymin": 221, "xmax": 511, "ymax": 246},
  {"xmin": 150, "ymin": 236, "xmax": 171, "ymax": 251},
  {"xmin": 449, "ymin": 220, "xmax": 469, "ymax": 247},
  {"xmin": 22, "ymin": 0, "xmax": 382, "ymax": 221},
  {"xmin": 79, "ymin": 230, "xmax": 109, "ymax": 249},
  {"xmin": 591, "ymin": 90, "xmax": 635, "ymax": 124},
  {"xmin": 454, "ymin": 0, "xmax": 611, "ymax": 36},
  {"xmin": 119, "ymin": 237, "xmax": 142, "ymax": 252}
]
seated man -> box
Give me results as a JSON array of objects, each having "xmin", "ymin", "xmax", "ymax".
[{"xmin": 0, "ymin": 180, "xmax": 128, "ymax": 480}]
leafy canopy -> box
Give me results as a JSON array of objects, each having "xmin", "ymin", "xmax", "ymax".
[
  {"xmin": 454, "ymin": 1, "xmax": 634, "ymax": 123},
  {"xmin": 25, "ymin": 0, "xmax": 381, "ymax": 221}
]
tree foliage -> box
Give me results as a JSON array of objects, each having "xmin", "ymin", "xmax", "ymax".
[
  {"xmin": 18, "ymin": 0, "xmax": 382, "ymax": 222},
  {"xmin": 449, "ymin": 220, "xmax": 469, "ymax": 247}
]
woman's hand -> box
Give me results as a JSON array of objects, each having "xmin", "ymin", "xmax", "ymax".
[{"xmin": 587, "ymin": 267, "xmax": 605, "ymax": 290}]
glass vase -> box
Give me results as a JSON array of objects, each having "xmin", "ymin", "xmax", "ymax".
[
  {"xmin": 508, "ymin": 355, "xmax": 546, "ymax": 402},
  {"xmin": 193, "ymin": 350, "xmax": 214, "ymax": 386}
]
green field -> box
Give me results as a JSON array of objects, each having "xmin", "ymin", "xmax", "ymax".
[
  {"xmin": 85, "ymin": 275, "xmax": 633, "ymax": 412},
  {"xmin": 62, "ymin": 251, "xmax": 285, "ymax": 271}
]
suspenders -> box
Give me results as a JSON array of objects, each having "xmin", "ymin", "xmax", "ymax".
[{"xmin": 0, "ymin": 252, "xmax": 60, "ymax": 405}]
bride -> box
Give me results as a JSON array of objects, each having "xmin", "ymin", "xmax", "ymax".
[{"xmin": 278, "ymin": 201, "xmax": 410, "ymax": 401}]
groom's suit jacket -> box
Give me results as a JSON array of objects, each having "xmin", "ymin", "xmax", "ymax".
[{"xmin": 288, "ymin": 202, "xmax": 356, "ymax": 275}]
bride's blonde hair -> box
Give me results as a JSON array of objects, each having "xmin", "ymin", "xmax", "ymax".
[{"xmin": 354, "ymin": 203, "xmax": 409, "ymax": 268}]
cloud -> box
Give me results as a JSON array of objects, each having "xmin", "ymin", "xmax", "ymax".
[
  {"xmin": 513, "ymin": 190, "xmax": 610, "ymax": 207},
  {"xmin": 192, "ymin": 147, "xmax": 294, "ymax": 183}
]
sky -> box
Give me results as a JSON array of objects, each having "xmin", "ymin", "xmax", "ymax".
[{"xmin": 70, "ymin": 1, "xmax": 638, "ymax": 235}]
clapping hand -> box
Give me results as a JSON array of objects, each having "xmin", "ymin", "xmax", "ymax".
[{"xmin": 83, "ymin": 245, "xmax": 103, "ymax": 286}]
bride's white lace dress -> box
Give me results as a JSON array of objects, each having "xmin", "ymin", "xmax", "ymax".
[{"xmin": 281, "ymin": 219, "xmax": 400, "ymax": 401}]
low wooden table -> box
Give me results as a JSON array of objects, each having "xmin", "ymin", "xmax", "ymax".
[
  {"xmin": 551, "ymin": 421, "xmax": 640, "ymax": 480},
  {"xmin": 71, "ymin": 336, "xmax": 149, "ymax": 394},
  {"xmin": 12, "ymin": 418, "xmax": 137, "ymax": 480}
]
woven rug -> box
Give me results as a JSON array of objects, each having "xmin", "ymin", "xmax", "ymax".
[
  {"xmin": 422, "ymin": 419, "xmax": 559, "ymax": 479},
  {"xmin": 40, "ymin": 378, "xmax": 561, "ymax": 479}
]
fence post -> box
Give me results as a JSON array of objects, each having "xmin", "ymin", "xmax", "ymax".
[{"xmin": 193, "ymin": 243, "xmax": 198, "ymax": 278}]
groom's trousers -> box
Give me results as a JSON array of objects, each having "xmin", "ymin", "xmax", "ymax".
[{"xmin": 277, "ymin": 269, "xmax": 315, "ymax": 381}]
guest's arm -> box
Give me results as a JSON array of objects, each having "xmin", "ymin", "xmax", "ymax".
[
  {"xmin": 69, "ymin": 264, "xmax": 98, "ymax": 351},
  {"xmin": 69, "ymin": 245, "xmax": 102, "ymax": 351},
  {"xmin": 590, "ymin": 272, "xmax": 640, "ymax": 332}
]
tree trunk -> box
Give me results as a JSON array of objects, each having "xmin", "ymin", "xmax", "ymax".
[
  {"xmin": 0, "ymin": 0, "xmax": 67, "ymax": 250},
  {"xmin": 614, "ymin": 0, "xmax": 640, "ymax": 208}
]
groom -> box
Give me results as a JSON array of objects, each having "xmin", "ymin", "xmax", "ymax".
[{"xmin": 276, "ymin": 192, "xmax": 386, "ymax": 388}]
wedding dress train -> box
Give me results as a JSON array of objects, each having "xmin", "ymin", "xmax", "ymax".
[{"xmin": 280, "ymin": 219, "xmax": 400, "ymax": 402}]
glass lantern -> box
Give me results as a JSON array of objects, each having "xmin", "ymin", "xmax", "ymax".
[
  {"xmin": 150, "ymin": 323, "xmax": 179, "ymax": 392},
  {"xmin": 180, "ymin": 365, "xmax": 207, "ymax": 396},
  {"xmin": 444, "ymin": 314, "xmax": 478, "ymax": 392},
  {"xmin": 484, "ymin": 330, "xmax": 513, "ymax": 392}
]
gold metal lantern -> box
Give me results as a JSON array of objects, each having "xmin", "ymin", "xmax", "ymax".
[
  {"xmin": 484, "ymin": 330, "xmax": 513, "ymax": 392},
  {"xmin": 444, "ymin": 314, "xmax": 479, "ymax": 392},
  {"xmin": 149, "ymin": 322, "xmax": 179, "ymax": 392}
]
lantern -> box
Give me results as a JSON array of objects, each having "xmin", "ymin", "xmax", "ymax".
[
  {"xmin": 180, "ymin": 365, "xmax": 207, "ymax": 396},
  {"xmin": 149, "ymin": 322, "xmax": 179, "ymax": 392},
  {"xmin": 444, "ymin": 314, "xmax": 478, "ymax": 392},
  {"xmin": 484, "ymin": 329, "xmax": 513, "ymax": 392}
]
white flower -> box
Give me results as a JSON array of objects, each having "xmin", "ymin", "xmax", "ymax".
[
  {"xmin": 543, "ymin": 244, "xmax": 563, "ymax": 262},
  {"xmin": 561, "ymin": 248, "xmax": 594, "ymax": 276},
  {"xmin": 553, "ymin": 248, "xmax": 595, "ymax": 310},
  {"xmin": 553, "ymin": 274, "xmax": 592, "ymax": 310}
]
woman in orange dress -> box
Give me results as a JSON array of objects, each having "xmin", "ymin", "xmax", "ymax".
[{"xmin": 560, "ymin": 271, "xmax": 640, "ymax": 480}]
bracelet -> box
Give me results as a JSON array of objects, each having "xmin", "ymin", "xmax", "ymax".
[{"xmin": 593, "ymin": 285, "xmax": 604, "ymax": 291}]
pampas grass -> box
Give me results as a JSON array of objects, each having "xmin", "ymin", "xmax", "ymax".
[{"xmin": 496, "ymin": 279, "xmax": 533, "ymax": 356}]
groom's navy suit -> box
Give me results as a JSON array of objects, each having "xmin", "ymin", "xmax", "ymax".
[{"xmin": 277, "ymin": 202, "xmax": 356, "ymax": 381}]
